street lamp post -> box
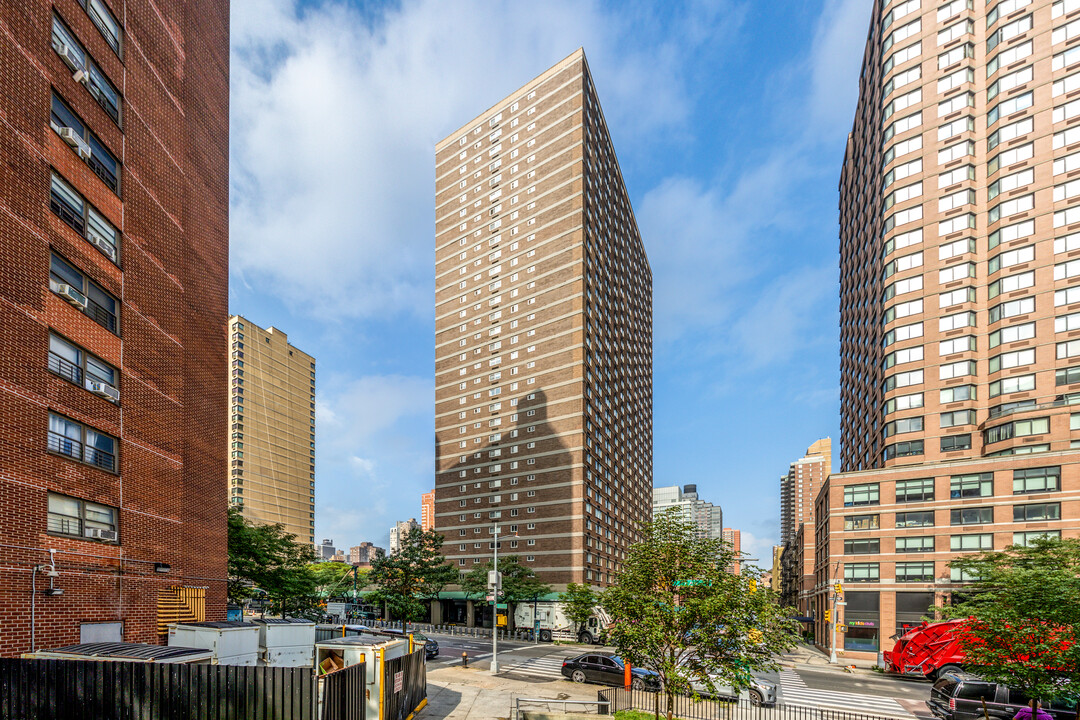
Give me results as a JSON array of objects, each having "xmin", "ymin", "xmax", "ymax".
[
  {"xmin": 830, "ymin": 560, "xmax": 842, "ymax": 664},
  {"xmin": 489, "ymin": 524, "xmax": 518, "ymax": 674}
]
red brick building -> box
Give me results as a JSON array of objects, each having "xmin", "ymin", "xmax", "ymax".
[{"xmin": 0, "ymin": 0, "xmax": 229, "ymax": 654}]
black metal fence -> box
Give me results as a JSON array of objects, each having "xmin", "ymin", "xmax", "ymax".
[
  {"xmin": 321, "ymin": 661, "xmax": 366, "ymax": 720},
  {"xmin": 382, "ymin": 649, "xmax": 426, "ymax": 720},
  {"xmin": 0, "ymin": 659, "xmax": 316, "ymax": 720},
  {"xmin": 598, "ymin": 688, "xmax": 899, "ymax": 720}
]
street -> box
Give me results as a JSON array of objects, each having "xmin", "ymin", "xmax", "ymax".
[{"xmin": 423, "ymin": 631, "xmax": 935, "ymax": 718}]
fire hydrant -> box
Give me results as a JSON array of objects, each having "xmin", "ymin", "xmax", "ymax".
[{"xmin": 461, "ymin": 651, "xmax": 468, "ymax": 668}]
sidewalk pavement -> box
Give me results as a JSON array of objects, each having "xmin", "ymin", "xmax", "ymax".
[
  {"xmin": 422, "ymin": 663, "xmax": 600, "ymax": 720},
  {"xmin": 780, "ymin": 641, "xmax": 880, "ymax": 674}
]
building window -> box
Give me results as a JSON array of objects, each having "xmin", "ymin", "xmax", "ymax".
[
  {"xmin": 950, "ymin": 473, "xmax": 993, "ymax": 499},
  {"xmin": 884, "ymin": 440, "xmax": 923, "ymax": 460},
  {"xmin": 951, "ymin": 534, "xmax": 992, "ymax": 552},
  {"xmin": 51, "ymin": 172, "xmax": 120, "ymax": 262},
  {"xmin": 1013, "ymin": 503, "xmax": 1060, "ymax": 522},
  {"xmin": 50, "ymin": 253, "xmax": 119, "ymax": 334},
  {"xmin": 895, "ymin": 478, "xmax": 934, "ymax": 503},
  {"xmin": 843, "ymin": 483, "xmax": 880, "ymax": 507},
  {"xmin": 844, "ymin": 539, "xmax": 879, "ymax": 555},
  {"xmin": 49, "ymin": 93, "xmax": 120, "ymax": 193},
  {"xmin": 951, "ymin": 507, "xmax": 993, "ymax": 526},
  {"xmin": 48, "ymin": 412, "xmax": 116, "ymax": 472},
  {"xmin": 895, "ymin": 562, "xmax": 935, "ymax": 583},
  {"xmin": 1013, "ymin": 530, "xmax": 1061, "ymax": 546},
  {"xmin": 844, "ymin": 514, "xmax": 879, "ymax": 531},
  {"xmin": 80, "ymin": 0, "xmax": 122, "ymax": 55},
  {"xmin": 984, "ymin": 417, "xmax": 1049, "ymax": 444},
  {"xmin": 940, "ymin": 434, "xmax": 971, "ymax": 452},
  {"xmin": 843, "ymin": 563, "xmax": 879, "ymax": 583},
  {"xmin": 48, "ymin": 333, "xmax": 117, "ymax": 399},
  {"xmin": 895, "ymin": 511, "xmax": 935, "ymax": 528},
  {"xmin": 895, "ymin": 536, "xmax": 934, "ymax": 553},
  {"xmin": 47, "ymin": 492, "xmax": 117, "ymax": 541},
  {"xmin": 51, "ymin": 15, "xmax": 120, "ymax": 123},
  {"xmin": 1013, "ymin": 466, "xmax": 1060, "ymax": 494}
]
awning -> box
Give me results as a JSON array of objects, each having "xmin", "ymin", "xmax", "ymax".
[{"xmin": 790, "ymin": 615, "xmax": 815, "ymax": 622}]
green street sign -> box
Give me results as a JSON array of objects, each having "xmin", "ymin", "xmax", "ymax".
[
  {"xmin": 494, "ymin": 603, "xmax": 507, "ymax": 609},
  {"xmin": 674, "ymin": 579, "xmax": 711, "ymax": 587}
]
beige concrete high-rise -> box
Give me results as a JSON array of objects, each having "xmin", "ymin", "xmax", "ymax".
[
  {"xmin": 433, "ymin": 49, "xmax": 653, "ymax": 589},
  {"xmin": 825, "ymin": 0, "xmax": 1080, "ymax": 661},
  {"xmin": 779, "ymin": 438, "xmax": 832, "ymax": 545},
  {"xmin": 228, "ymin": 316, "xmax": 316, "ymax": 546}
]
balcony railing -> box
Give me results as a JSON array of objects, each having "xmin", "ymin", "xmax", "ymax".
[
  {"xmin": 48, "ymin": 431, "xmax": 115, "ymax": 472},
  {"xmin": 48, "ymin": 352, "xmax": 82, "ymax": 385}
]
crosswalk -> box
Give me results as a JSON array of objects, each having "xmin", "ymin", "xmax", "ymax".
[
  {"xmin": 497, "ymin": 652, "xmax": 572, "ymax": 682},
  {"xmin": 777, "ymin": 670, "xmax": 915, "ymax": 719}
]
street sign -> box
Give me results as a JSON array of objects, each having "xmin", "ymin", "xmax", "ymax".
[{"xmin": 673, "ymin": 579, "xmax": 709, "ymax": 587}]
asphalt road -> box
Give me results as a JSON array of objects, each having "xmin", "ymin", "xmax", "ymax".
[{"xmin": 422, "ymin": 631, "xmax": 934, "ymax": 717}]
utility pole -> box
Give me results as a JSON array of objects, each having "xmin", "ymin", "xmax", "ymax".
[{"xmin": 490, "ymin": 525, "xmax": 502, "ymax": 674}]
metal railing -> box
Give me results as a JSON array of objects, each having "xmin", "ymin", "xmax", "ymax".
[
  {"xmin": 48, "ymin": 352, "xmax": 82, "ymax": 385},
  {"xmin": 360, "ymin": 620, "xmax": 550, "ymax": 642},
  {"xmin": 598, "ymin": 688, "xmax": 907, "ymax": 720},
  {"xmin": 512, "ymin": 698, "xmax": 609, "ymax": 720},
  {"xmin": 47, "ymin": 431, "xmax": 115, "ymax": 472}
]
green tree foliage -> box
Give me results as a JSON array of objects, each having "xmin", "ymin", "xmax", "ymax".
[
  {"xmin": 558, "ymin": 583, "xmax": 599, "ymax": 636},
  {"xmin": 369, "ymin": 528, "xmax": 457, "ymax": 628},
  {"xmin": 310, "ymin": 562, "xmax": 360, "ymax": 596},
  {"xmin": 942, "ymin": 536, "xmax": 1080, "ymax": 705},
  {"xmin": 461, "ymin": 555, "xmax": 551, "ymax": 630},
  {"xmin": 602, "ymin": 508, "xmax": 797, "ymax": 720},
  {"xmin": 227, "ymin": 507, "xmax": 317, "ymax": 614}
]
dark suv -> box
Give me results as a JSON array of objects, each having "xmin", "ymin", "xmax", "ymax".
[{"xmin": 928, "ymin": 671, "xmax": 1077, "ymax": 720}]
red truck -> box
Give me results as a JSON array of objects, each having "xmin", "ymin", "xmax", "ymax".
[{"xmin": 883, "ymin": 619, "xmax": 967, "ymax": 680}]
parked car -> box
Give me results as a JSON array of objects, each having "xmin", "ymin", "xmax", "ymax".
[
  {"xmin": 382, "ymin": 628, "xmax": 439, "ymax": 659},
  {"xmin": 560, "ymin": 652, "xmax": 660, "ymax": 691},
  {"xmin": 928, "ymin": 671, "xmax": 1077, "ymax": 720},
  {"xmin": 689, "ymin": 675, "xmax": 777, "ymax": 707}
]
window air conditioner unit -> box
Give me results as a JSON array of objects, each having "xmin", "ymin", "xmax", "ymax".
[
  {"xmin": 86, "ymin": 229, "xmax": 117, "ymax": 260},
  {"xmin": 56, "ymin": 44, "xmax": 85, "ymax": 76},
  {"xmin": 85, "ymin": 527, "xmax": 118, "ymax": 542},
  {"xmin": 56, "ymin": 283, "xmax": 88, "ymax": 309},
  {"xmin": 88, "ymin": 380, "xmax": 119, "ymax": 403},
  {"xmin": 58, "ymin": 127, "xmax": 91, "ymax": 159}
]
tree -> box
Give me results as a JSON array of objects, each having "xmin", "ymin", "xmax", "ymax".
[
  {"xmin": 368, "ymin": 528, "xmax": 457, "ymax": 629},
  {"xmin": 461, "ymin": 555, "xmax": 551, "ymax": 630},
  {"xmin": 601, "ymin": 508, "xmax": 798, "ymax": 720},
  {"xmin": 310, "ymin": 562, "xmax": 358, "ymax": 596},
  {"xmin": 558, "ymin": 583, "xmax": 598, "ymax": 637},
  {"xmin": 942, "ymin": 536, "xmax": 1080, "ymax": 708},
  {"xmin": 227, "ymin": 507, "xmax": 318, "ymax": 616}
]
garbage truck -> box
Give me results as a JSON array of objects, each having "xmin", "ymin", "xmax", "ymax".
[{"xmin": 514, "ymin": 601, "xmax": 611, "ymax": 643}]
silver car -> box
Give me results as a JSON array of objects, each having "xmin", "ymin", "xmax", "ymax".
[{"xmin": 689, "ymin": 675, "xmax": 778, "ymax": 707}]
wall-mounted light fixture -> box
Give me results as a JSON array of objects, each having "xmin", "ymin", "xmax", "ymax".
[
  {"xmin": 154, "ymin": 563, "xmax": 171, "ymax": 574},
  {"xmin": 42, "ymin": 588, "xmax": 63, "ymax": 596}
]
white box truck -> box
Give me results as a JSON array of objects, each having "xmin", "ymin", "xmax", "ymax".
[{"xmin": 513, "ymin": 602, "xmax": 611, "ymax": 643}]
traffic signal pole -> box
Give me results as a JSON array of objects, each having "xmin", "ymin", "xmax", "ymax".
[{"xmin": 491, "ymin": 525, "xmax": 500, "ymax": 674}]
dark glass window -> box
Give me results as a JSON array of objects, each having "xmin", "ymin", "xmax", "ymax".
[
  {"xmin": 1013, "ymin": 503, "xmax": 1060, "ymax": 522},
  {"xmin": 950, "ymin": 473, "xmax": 993, "ymax": 499},
  {"xmin": 844, "ymin": 539, "xmax": 880, "ymax": 554},
  {"xmin": 47, "ymin": 412, "xmax": 116, "ymax": 472},
  {"xmin": 951, "ymin": 507, "xmax": 993, "ymax": 525},
  {"xmin": 49, "ymin": 94, "xmax": 120, "ymax": 193},
  {"xmin": 1013, "ymin": 467, "xmax": 1060, "ymax": 494},
  {"xmin": 896, "ymin": 511, "xmax": 935, "ymax": 528},
  {"xmin": 49, "ymin": 253, "xmax": 118, "ymax": 334},
  {"xmin": 941, "ymin": 434, "xmax": 972, "ymax": 452},
  {"xmin": 895, "ymin": 478, "xmax": 934, "ymax": 503}
]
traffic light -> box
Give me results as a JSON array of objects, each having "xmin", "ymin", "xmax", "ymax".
[
  {"xmin": 748, "ymin": 579, "xmax": 757, "ymax": 594},
  {"xmin": 824, "ymin": 609, "xmax": 831, "ymax": 622},
  {"xmin": 834, "ymin": 583, "xmax": 843, "ymax": 594}
]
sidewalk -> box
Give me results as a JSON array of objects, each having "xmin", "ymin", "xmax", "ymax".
[
  {"xmin": 422, "ymin": 663, "xmax": 600, "ymax": 720},
  {"xmin": 780, "ymin": 642, "xmax": 879, "ymax": 673}
]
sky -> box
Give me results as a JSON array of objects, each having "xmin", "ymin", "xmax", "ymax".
[{"xmin": 227, "ymin": 0, "xmax": 874, "ymax": 565}]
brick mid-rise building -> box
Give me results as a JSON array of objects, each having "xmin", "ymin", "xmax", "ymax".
[
  {"xmin": 0, "ymin": 0, "xmax": 229, "ymax": 654},
  {"xmin": 433, "ymin": 49, "xmax": 653, "ymax": 589},
  {"xmin": 824, "ymin": 0, "xmax": 1080, "ymax": 661}
]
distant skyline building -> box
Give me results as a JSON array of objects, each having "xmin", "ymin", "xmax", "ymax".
[
  {"xmin": 432, "ymin": 49, "xmax": 653, "ymax": 589},
  {"xmin": 652, "ymin": 484, "xmax": 723, "ymax": 542},
  {"xmin": 349, "ymin": 542, "xmax": 383, "ymax": 567},
  {"xmin": 823, "ymin": 0, "xmax": 1080, "ymax": 660},
  {"xmin": 779, "ymin": 438, "xmax": 832, "ymax": 546},
  {"xmin": 722, "ymin": 527, "xmax": 741, "ymax": 575},
  {"xmin": 389, "ymin": 519, "xmax": 419, "ymax": 555},
  {"xmin": 228, "ymin": 316, "xmax": 316, "ymax": 546},
  {"xmin": 421, "ymin": 490, "xmax": 435, "ymax": 532},
  {"xmin": 317, "ymin": 539, "xmax": 337, "ymax": 562}
]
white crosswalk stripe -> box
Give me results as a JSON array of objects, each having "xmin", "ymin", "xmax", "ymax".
[
  {"xmin": 498, "ymin": 653, "xmax": 572, "ymax": 681},
  {"xmin": 777, "ymin": 670, "xmax": 916, "ymax": 719}
]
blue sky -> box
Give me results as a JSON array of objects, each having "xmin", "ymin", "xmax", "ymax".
[{"xmin": 227, "ymin": 0, "xmax": 872, "ymax": 563}]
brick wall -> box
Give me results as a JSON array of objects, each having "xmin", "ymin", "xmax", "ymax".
[{"xmin": 0, "ymin": 0, "xmax": 229, "ymax": 655}]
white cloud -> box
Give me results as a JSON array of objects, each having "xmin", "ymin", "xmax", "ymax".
[
  {"xmin": 229, "ymin": 0, "xmax": 737, "ymax": 320},
  {"xmin": 806, "ymin": 0, "xmax": 874, "ymax": 133}
]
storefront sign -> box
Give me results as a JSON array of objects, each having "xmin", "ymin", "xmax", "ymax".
[{"xmin": 847, "ymin": 620, "xmax": 876, "ymax": 627}]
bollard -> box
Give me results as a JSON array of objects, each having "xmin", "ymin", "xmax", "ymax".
[{"xmin": 461, "ymin": 651, "xmax": 468, "ymax": 668}]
